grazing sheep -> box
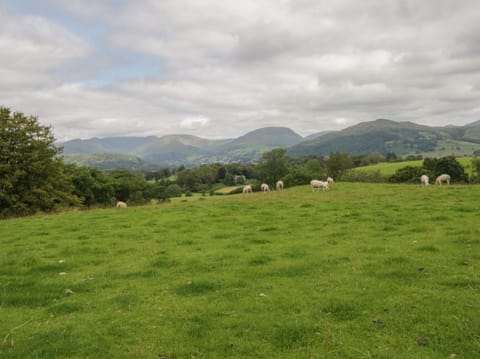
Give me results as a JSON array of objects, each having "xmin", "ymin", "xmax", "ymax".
[
  {"xmin": 310, "ymin": 179, "xmax": 329, "ymax": 192},
  {"xmin": 261, "ymin": 183, "xmax": 270, "ymax": 192},
  {"xmin": 420, "ymin": 174, "xmax": 430, "ymax": 186},
  {"xmin": 327, "ymin": 177, "xmax": 335, "ymax": 184},
  {"xmin": 116, "ymin": 201, "xmax": 127, "ymax": 208},
  {"xmin": 276, "ymin": 180, "xmax": 284, "ymax": 191},
  {"xmin": 435, "ymin": 174, "xmax": 451, "ymax": 185},
  {"xmin": 242, "ymin": 185, "xmax": 253, "ymax": 194}
]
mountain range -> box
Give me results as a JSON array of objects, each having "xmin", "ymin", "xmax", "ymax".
[{"xmin": 60, "ymin": 119, "xmax": 480, "ymax": 169}]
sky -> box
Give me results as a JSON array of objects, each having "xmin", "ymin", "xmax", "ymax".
[{"xmin": 1, "ymin": 0, "xmax": 480, "ymax": 141}]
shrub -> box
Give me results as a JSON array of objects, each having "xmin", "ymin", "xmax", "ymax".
[
  {"xmin": 389, "ymin": 166, "xmax": 425, "ymax": 183},
  {"xmin": 165, "ymin": 184, "xmax": 182, "ymax": 198}
]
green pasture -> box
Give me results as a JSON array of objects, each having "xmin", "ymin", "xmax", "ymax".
[
  {"xmin": 214, "ymin": 186, "xmax": 244, "ymax": 195},
  {"xmin": 1, "ymin": 183, "xmax": 479, "ymax": 358},
  {"xmin": 354, "ymin": 157, "xmax": 475, "ymax": 178}
]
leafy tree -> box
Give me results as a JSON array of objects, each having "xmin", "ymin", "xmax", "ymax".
[
  {"xmin": 472, "ymin": 158, "xmax": 480, "ymax": 176},
  {"xmin": 389, "ymin": 166, "xmax": 425, "ymax": 183},
  {"xmin": 176, "ymin": 164, "xmax": 218, "ymax": 191},
  {"xmin": 0, "ymin": 107, "xmax": 79, "ymax": 217},
  {"xmin": 283, "ymin": 168, "xmax": 312, "ymax": 187},
  {"xmin": 223, "ymin": 173, "xmax": 235, "ymax": 186},
  {"xmin": 326, "ymin": 152, "xmax": 353, "ymax": 180},
  {"xmin": 110, "ymin": 169, "xmax": 149, "ymax": 204},
  {"xmin": 386, "ymin": 152, "xmax": 398, "ymax": 162},
  {"xmin": 423, "ymin": 156, "xmax": 467, "ymax": 183},
  {"xmin": 304, "ymin": 158, "xmax": 323, "ymax": 177},
  {"xmin": 165, "ymin": 184, "xmax": 182, "ymax": 198},
  {"xmin": 65, "ymin": 164, "xmax": 115, "ymax": 207},
  {"xmin": 216, "ymin": 166, "xmax": 227, "ymax": 181},
  {"xmin": 257, "ymin": 148, "xmax": 289, "ymax": 185}
]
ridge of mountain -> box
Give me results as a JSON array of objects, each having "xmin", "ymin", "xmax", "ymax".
[{"xmin": 60, "ymin": 120, "xmax": 480, "ymax": 168}]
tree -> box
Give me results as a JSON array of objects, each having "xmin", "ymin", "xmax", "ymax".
[
  {"xmin": 386, "ymin": 152, "xmax": 398, "ymax": 162},
  {"xmin": 326, "ymin": 152, "xmax": 353, "ymax": 180},
  {"xmin": 389, "ymin": 166, "xmax": 425, "ymax": 183},
  {"xmin": 0, "ymin": 107, "xmax": 79, "ymax": 217},
  {"xmin": 423, "ymin": 156, "xmax": 467, "ymax": 183},
  {"xmin": 304, "ymin": 158, "xmax": 323, "ymax": 177},
  {"xmin": 257, "ymin": 148, "xmax": 289, "ymax": 185},
  {"xmin": 65, "ymin": 164, "xmax": 115, "ymax": 207},
  {"xmin": 165, "ymin": 184, "xmax": 182, "ymax": 198},
  {"xmin": 109, "ymin": 169, "xmax": 149, "ymax": 204},
  {"xmin": 470, "ymin": 158, "xmax": 480, "ymax": 183}
]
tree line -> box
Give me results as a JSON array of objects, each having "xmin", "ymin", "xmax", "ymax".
[{"xmin": 1, "ymin": 107, "xmax": 478, "ymax": 218}]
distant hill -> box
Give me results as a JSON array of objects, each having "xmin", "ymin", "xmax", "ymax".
[
  {"xmin": 60, "ymin": 120, "xmax": 480, "ymax": 169},
  {"xmin": 302, "ymin": 131, "xmax": 333, "ymax": 141},
  {"xmin": 288, "ymin": 119, "xmax": 480, "ymax": 157},
  {"xmin": 214, "ymin": 127, "xmax": 303, "ymax": 163},
  {"xmin": 464, "ymin": 120, "xmax": 480, "ymax": 127},
  {"xmin": 63, "ymin": 153, "xmax": 158, "ymax": 171},
  {"xmin": 60, "ymin": 127, "xmax": 303, "ymax": 167}
]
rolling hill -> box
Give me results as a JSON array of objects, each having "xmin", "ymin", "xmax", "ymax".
[
  {"xmin": 60, "ymin": 120, "xmax": 480, "ymax": 168},
  {"xmin": 288, "ymin": 119, "xmax": 480, "ymax": 157},
  {"xmin": 60, "ymin": 127, "xmax": 304, "ymax": 167},
  {"xmin": 63, "ymin": 153, "xmax": 157, "ymax": 171}
]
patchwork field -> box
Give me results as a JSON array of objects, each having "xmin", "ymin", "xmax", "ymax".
[{"xmin": 1, "ymin": 183, "xmax": 479, "ymax": 358}]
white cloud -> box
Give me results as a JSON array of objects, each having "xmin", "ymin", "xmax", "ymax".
[
  {"xmin": 180, "ymin": 116, "xmax": 211, "ymax": 130},
  {"xmin": 2, "ymin": 0, "xmax": 480, "ymax": 141}
]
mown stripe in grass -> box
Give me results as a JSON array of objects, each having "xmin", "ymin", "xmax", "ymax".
[
  {"xmin": 383, "ymin": 256, "xmax": 410, "ymax": 265},
  {"xmin": 48, "ymin": 301, "xmax": 85, "ymax": 315},
  {"xmin": 181, "ymin": 313, "xmax": 213, "ymax": 339},
  {"xmin": 1, "ymin": 280, "xmax": 65, "ymax": 307},
  {"xmin": 440, "ymin": 278, "xmax": 480, "ymax": 289},
  {"xmin": 264, "ymin": 264, "xmax": 311, "ymax": 278},
  {"xmin": 417, "ymin": 245, "xmax": 440, "ymax": 252},
  {"xmin": 175, "ymin": 280, "xmax": 218, "ymax": 295},
  {"xmin": 120, "ymin": 269, "xmax": 159, "ymax": 279},
  {"xmin": 270, "ymin": 321, "xmax": 316, "ymax": 349},
  {"xmin": 248, "ymin": 254, "xmax": 273, "ymax": 266},
  {"xmin": 321, "ymin": 301, "xmax": 362, "ymax": 321},
  {"xmin": 111, "ymin": 293, "xmax": 142, "ymax": 309}
]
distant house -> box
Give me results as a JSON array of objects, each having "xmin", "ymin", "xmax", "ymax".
[{"xmin": 234, "ymin": 175, "xmax": 246, "ymax": 184}]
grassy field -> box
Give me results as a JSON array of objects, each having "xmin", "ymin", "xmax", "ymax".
[
  {"xmin": 1, "ymin": 183, "xmax": 479, "ymax": 358},
  {"xmin": 354, "ymin": 157, "xmax": 475, "ymax": 178}
]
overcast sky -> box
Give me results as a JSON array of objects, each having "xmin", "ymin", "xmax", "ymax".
[{"xmin": 1, "ymin": 0, "xmax": 480, "ymax": 140}]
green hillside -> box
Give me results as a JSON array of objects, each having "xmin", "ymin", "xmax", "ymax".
[
  {"xmin": 60, "ymin": 127, "xmax": 303, "ymax": 167},
  {"xmin": 288, "ymin": 119, "xmax": 480, "ymax": 158},
  {"xmin": 60, "ymin": 121, "xmax": 480, "ymax": 168},
  {"xmin": 353, "ymin": 157, "xmax": 474, "ymax": 177},
  {"xmin": 63, "ymin": 153, "xmax": 158, "ymax": 171},
  {"xmin": 1, "ymin": 183, "xmax": 479, "ymax": 358}
]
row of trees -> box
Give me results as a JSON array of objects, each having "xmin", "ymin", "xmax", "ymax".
[{"xmin": 1, "ymin": 107, "xmax": 477, "ymax": 218}]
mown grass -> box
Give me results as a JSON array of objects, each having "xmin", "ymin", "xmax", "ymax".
[{"xmin": 1, "ymin": 183, "xmax": 479, "ymax": 358}]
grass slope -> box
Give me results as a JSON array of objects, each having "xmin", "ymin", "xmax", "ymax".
[
  {"xmin": 1, "ymin": 183, "xmax": 479, "ymax": 358},
  {"xmin": 354, "ymin": 157, "xmax": 474, "ymax": 177}
]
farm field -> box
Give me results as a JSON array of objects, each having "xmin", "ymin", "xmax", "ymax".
[
  {"xmin": 1, "ymin": 183, "xmax": 479, "ymax": 358},
  {"xmin": 354, "ymin": 157, "xmax": 474, "ymax": 178}
]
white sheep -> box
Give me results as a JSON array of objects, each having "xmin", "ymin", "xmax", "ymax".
[
  {"xmin": 261, "ymin": 183, "xmax": 270, "ymax": 192},
  {"xmin": 327, "ymin": 177, "xmax": 335, "ymax": 184},
  {"xmin": 435, "ymin": 174, "xmax": 451, "ymax": 185},
  {"xmin": 420, "ymin": 174, "xmax": 430, "ymax": 186},
  {"xmin": 276, "ymin": 180, "xmax": 284, "ymax": 191},
  {"xmin": 116, "ymin": 201, "xmax": 127, "ymax": 208},
  {"xmin": 310, "ymin": 179, "xmax": 329, "ymax": 192},
  {"xmin": 242, "ymin": 185, "xmax": 253, "ymax": 194}
]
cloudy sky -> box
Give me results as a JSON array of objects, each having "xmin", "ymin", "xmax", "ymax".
[{"xmin": 1, "ymin": 0, "xmax": 480, "ymax": 140}]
